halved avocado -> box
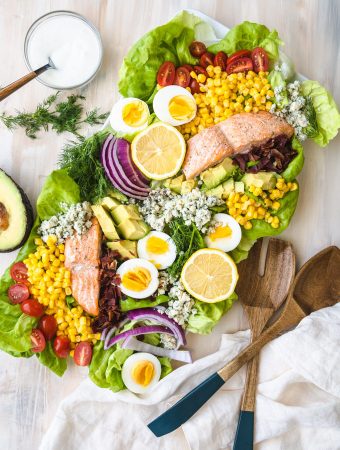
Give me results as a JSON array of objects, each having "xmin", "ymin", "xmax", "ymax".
[{"xmin": 0, "ymin": 169, "xmax": 34, "ymax": 253}]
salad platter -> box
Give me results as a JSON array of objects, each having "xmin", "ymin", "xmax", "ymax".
[{"xmin": 1, "ymin": 9, "xmax": 340, "ymax": 396}]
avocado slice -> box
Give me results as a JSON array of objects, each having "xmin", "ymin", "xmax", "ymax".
[
  {"xmin": 91, "ymin": 205, "xmax": 120, "ymax": 240},
  {"xmin": 107, "ymin": 188, "xmax": 128, "ymax": 203},
  {"xmin": 242, "ymin": 172, "xmax": 277, "ymax": 190},
  {"xmin": 235, "ymin": 181, "xmax": 245, "ymax": 193},
  {"xmin": 164, "ymin": 175, "xmax": 184, "ymax": 194},
  {"xmin": 100, "ymin": 196, "xmax": 121, "ymax": 211},
  {"xmin": 117, "ymin": 219, "xmax": 150, "ymax": 240},
  {"xmin": 206, "ymin": 184, "xmax": 225, "ymax": 199},
  {"xmin": 111, "ymin": 204, "xmax": 141, "ymax": 225},
  {"xmin": 0, "ymin": 169, "xmax": 34, "ymax": 253},
  {"xmin": 181, "ymin": 179, "xmax": 197, "ymax": 194},
  {"xmin": 200, "ymin": 157, "xmax": 234, "ymax": 190},
  {"xmin": 222, "ymin": 179, "xmax": 235, "ymax": 199},
  {"xmin": 106, "ymin": 240, "xmax": 137, "ymax": 259}
]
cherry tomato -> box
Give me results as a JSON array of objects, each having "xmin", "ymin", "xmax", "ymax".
[
  {"xmin": 182, "ymin": 64, "xmax": 193, "ymax": 73},
  {"xmin": 251, "ymin": 47, "xmax": 269, "ymax": 73},
  {"xmin": 194, "ymin": 65, "xmax": 208, "ymax": 77},
  {"xmin": 189, "ymin": 41, "xmax": 207, "ymax": 58},
  {"xmin": 227, "ymin": 49, "xmax": 252, "ymax": 66},
  {"xmin": 226, "ymin": 57, "xmax": 253, "ymax": 74},
  {"xmin": 213, "ymin": 51, "xmax": 228, "ymax": 70},
  {"xmin": 157, "ymin": 61, "xmax": 176, "ymax": 86},
  {"xmin": 74, "ymin": 342, "xmax": 93, "ymax": 366},
  {"xmin": 174, "ymin": 66, "xmax": 190, "ymax": 88},
  {"xmin": 38, "ymin": 315, "xmax": 57, "ymax": 340},
  {"xmin": 189, "ymin": 79, "xmax": 200, "ymax": 94},
  {"xmin": 10, "ymin": 262, "xmax": 28, "ymax": 283},
  {"xmin": 20, "ymin": 299, "xmax": 44, "ymax": 317},
  {"xmin": 8, "ymin": 283, "xmax": 30, "ymax": 304},
  {"xmin": 53, "ymin": 336, "xmax": 71, "ymax": 359},
  {"xmin": 199, "ymin": 52, "xmax": 215, "ymax": 68},
  {"xmin": 30, "ymin": 329, "xmax": 46, "ymax": 353}
]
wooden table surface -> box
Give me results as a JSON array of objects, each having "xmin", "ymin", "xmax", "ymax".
[{"xmin": 0, "ymin": 1, "xmax": 339, "ymax": 449}]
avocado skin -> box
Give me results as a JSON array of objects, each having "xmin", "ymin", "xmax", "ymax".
[{"xmin": 0, "ymin": 169, "xmax": 34, "ymax": 253}]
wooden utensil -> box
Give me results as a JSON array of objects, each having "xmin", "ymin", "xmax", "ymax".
[
  {"xmin": 0, "ymin": 57, "xmax": 55, "ymax": 102},
  {"xmin": 148, "ymin": 246, "xmax": 340, "ymax": 437},
  {"xmin": 233, "ymin": 238, "xmax": 295, "ymax": 450}
]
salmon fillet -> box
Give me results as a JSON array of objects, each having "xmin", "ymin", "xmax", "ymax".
[
  {"xmin": 65, "ymin": 218, "xmax": 102, "ymax": 316},
  {"xmin": 182, "ymin": 112, "xmax": 294, "ymax": 179}
]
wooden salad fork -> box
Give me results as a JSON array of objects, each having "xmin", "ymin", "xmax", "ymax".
[
  {"xmin": 148, "ymin": 246, "xmax": 340, "ymax": 438},
  {"xmin": 233, "ymin": 238, "xmax": 295, "ymax": 450}
]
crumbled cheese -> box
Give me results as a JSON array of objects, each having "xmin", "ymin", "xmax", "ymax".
[
  {"xmin": 160, "ymin": 333, "xmax": 177, "ymax": 350},
  {"xmin": 38, "ymin": 201, "xmax": 93, "ymax": 244},
  {"xmin": 165, "ymin": 281, "xmax": 197, "ymax": 327},
  {"xmin": 157, "ymin": 271, "xmax": 176, "ymax": 296}
]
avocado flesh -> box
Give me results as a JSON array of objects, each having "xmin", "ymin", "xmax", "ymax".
[
  {"xmin": 100, "ymin": 196, "xmax": 121, "ymax": 211},
  {"xmin": 200, "ymin": 157, "xmax": 234, "ymax": 190},
  {"xmin": 117, "ymin": 219, "xmax": 150, "ymax": 240},
  {"xmin": 206, "ymin": 184, "xmax": 225, "ymax": 198},
  {"xmin": 106, "ymin": 240, "xmax": 137, "ymax": 259},
  {"xmin": 242, "ymin": 172, "xmax": 277, "ymax": 190},
  {"xmin": 0, "ymin": 169, "xmax": 33, "ymax": 253},
  {"xmin": 111, "ymin": 204, "xmax": 141, "ymax": 225},
  {"xmin": 91, "ymin": 205, "xmax": 120, "ymax": 240}
]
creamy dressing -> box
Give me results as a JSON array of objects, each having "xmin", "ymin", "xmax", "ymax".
[{"xmin": 26, "ymin": 14, "xmax": 102, "ymax": 89}]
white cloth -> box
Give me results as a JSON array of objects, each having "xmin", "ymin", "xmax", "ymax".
[{"xmin": 40, "ymin": 304, "xmax": 340, "ymax": 450}]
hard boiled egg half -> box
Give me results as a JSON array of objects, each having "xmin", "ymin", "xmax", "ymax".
[
  {"xmin": 137, "ymin": 231, "xmax": 176, "ymax": 269},
  {"xmin": 110, "ymin": 97, "xmax": 150, "ymax": 134},
  {"xmin": 122, "ymin": 352, "xmax": 161, "ymax": 394},
  {"xmin": 205, "ymin": 213, "xmax": 242, "ymax": 252},
  {"xmin": 153, "ymin": 85, "xmax": 197, "ymax": 126},
  {"xmin": 117, "ymin": 258, "xmax": 159, "ymax": 299}
]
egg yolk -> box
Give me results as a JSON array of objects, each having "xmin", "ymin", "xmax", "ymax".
[
  {"xmin": 209, "ymin": 225, "xmax": 232, "ymax": 241},
  {"xmin": 168, "ymin": 95, "xmax": 195, "ymax": 121},
  {"xmin": 132, "ymin": 360, "xmax": 155, "ymax": 386},
  {"xmin": 146, "ymin": 236, "xmax": 169, "ymax": 254},
  {"xmin": 122, "ymin": 101, "xmax": 148, "ymax": 127},
  {"xmin": 122, "ymin": 267, "xmax": 151, "ymax": 291}
]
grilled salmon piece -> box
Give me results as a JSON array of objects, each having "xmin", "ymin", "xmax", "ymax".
[
  {"xmin": 70, "ymin": 267, "xmax": 100, "ymax": 316},
  {"xmin": 182, "ymin": 112, "xmax": 294, "ymax": 179}
]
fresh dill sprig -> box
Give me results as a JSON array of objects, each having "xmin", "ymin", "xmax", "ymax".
[{"xmin": 0, "ymin": 92, "xmax": 109, "ymax": 139}]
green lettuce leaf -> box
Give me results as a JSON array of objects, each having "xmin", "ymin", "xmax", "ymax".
[
  {"xmin": 187, "ymin": 292, "xmax": 238, "ymax": 335},
  {"xmin": 282, "ymin": 137, "xmax": 304, "ymax": 181},
  {"xmin": 36, "ymin": 341, "xmax": 67, "ymax": 376},
  {"xmin": 230, "ymin": 235, "xmax": 256, "ymax": 264},
  {"xmin": 120, "ymin": 295, "xmax": 168, "ymax": 312},
  {"xmin": 300, "ymin": 80, "xmax": 340, "ymax": 147},
  {"xmin": 208, "ymin": 21, "xmax": 282, "ymax": 61}
]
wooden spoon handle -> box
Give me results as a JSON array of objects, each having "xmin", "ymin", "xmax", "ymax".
[{"xmin": 0, "ymin": 72, "xmax": 37, "ymax": 101}]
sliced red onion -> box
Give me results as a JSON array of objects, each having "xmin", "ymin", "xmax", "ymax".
[
  {"xmin": 104, "ymin": 325, "xmax": 173, "ymax": 350},
  {"xmin": 100, "ymin": 327, "xmax": 109, "ymax": 342},
  {"xmin": 121, "ymin": 336, "xmax": 192, "ymax": 363},
  {"xmin": 115, "ymin": 138, "xmax": 150, "ymax": 188},
  {"xmin": 104, "ymin": 326, "xmax": 117, "ymax": 349},
  {"xmin": 126, "ymin": 308, "xmax": 186, "ymax": 348}
]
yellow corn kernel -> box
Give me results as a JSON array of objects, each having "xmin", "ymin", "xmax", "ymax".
[
  {"xmin": 65, "ymin": 287, "xmax": 72, "ymax": 296},
  {"xmin": 197, "ymin": 74, "xmax": 206, "ymax": 83},
  {"xmin": 59, "ymin": 322, "xmax": 68, "ymax": 331},
  {"xmin": 272, "ymin": 201, "xmax": 281, "ymax": 210},
  {"xmin": 244, "ymin": 221, "xmax": 253, "ymax": 230}
]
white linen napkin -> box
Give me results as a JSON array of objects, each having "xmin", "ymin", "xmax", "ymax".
[{"xmin": 39, "ymin": 304, "xmax": 340, "ymax": 450}]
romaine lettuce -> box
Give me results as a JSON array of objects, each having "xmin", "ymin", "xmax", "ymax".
[
  {"xmin": 282, "ymin": 137, "xmax": 304, "ymax": 181},
  {"xmin": 120, "ymin": 295, "xmax": 168, "ymax": 312}
]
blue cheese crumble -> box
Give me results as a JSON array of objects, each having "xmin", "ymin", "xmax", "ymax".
[{"xmin": 165, "ymin": 281, "xmax": 196, "ymax": 328}]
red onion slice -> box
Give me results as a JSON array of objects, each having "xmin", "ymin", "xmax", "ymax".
[
  {"xmin": 115, "ymin": 138, "xmax": 150, "ymax": 188},
  {"xmin": 104, "ymin": 325, "xmax": 173, "ymax": 350}
]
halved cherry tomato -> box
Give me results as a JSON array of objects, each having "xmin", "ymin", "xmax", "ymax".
[
  {"xmin": 174, "ymin": 66, "xmax": 190, "ymax": 88},
  {"xmin": 199, "ymin": 52, "xmax": 215, "ymax": 68},
  {"xmin": 194, "ymin": 65, "xmax": 208, "ymax": 77},
  {"xmin": 10, "ymin": 262, "xmax": 28, "ymax": 283},
  {"xmin": 182, "ymin": 64, "xmax": 193, "ymax": 73},
  {"xmin": 213, "ymin": 51, "xmax": 228, "ymax": 70},
  {"xmin": 251, "ymin": 47, "xmax": 269, "ymax": 73},
  {"xmin": 190, "ymin": 79, "xmax": 200, "ymax": 94},
  {"xmin": 189, "ymin": 41, "xmax": 207, "ymax": 58},
  {"xmin": 31, "ymin": 329, "xmax": 46, "ymax": 353},
  {"xmin": 38, "ymin": 315, "xmax": 57, "ymax": 340},
  {"xmin": 74, "ymin": 342, "xmax": 93, "ymax": 366},
  {"xmin": 53, "ymin": 336, "xmax": 71, "ymax": 359},
  {"xmin": 8, "ymin": 283, "xmax": 30, "ymax": 304},
  {"xmin": 20, "ymin": 299, "xmax": 44, "ymax": 317},
  {"xmin": 157, "ymin": 61, "xmax": 176, "ymax": 86},
  {"xmin": 226, "ymin": 57, "xmax": 253, "ymax": 74},
  {"xmin": 227, "ymin": 49, "xmax": 252, "ymax": 66}
]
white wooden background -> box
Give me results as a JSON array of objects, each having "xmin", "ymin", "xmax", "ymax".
[{"xmin": 0, "ymin": 1, "xmax": 339, "ymax": 449}]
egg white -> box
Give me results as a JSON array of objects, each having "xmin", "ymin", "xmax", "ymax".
[
  {"xmin": 122, "ymin": 352, "xmax": 161, "ymax": 394},
  {"xmin": 204, "ymin": 213, "xmax": 242, "ymax": 253},
  {"xmin": 109, "ymin": 97, "xmax": 150, "ymax": 134},
  {"xmin": 153, "ymin": 85, "xmax": 197, "ymax": 126},
  {"xmin": 137, "ymin": 231, "xmax": 177, "ymax": 270},
  {"xmin": 116, "ymin": 258, "xmax": 159, "ymax": 299}
]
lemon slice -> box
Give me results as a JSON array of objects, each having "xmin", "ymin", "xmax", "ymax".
[
  {"xmin": 131, "ymin": 122, "xmax": 186, "ymax": 180},
  {"xmin": 181, "ymin": 248, "xmax": 238, "ymax": 303}
]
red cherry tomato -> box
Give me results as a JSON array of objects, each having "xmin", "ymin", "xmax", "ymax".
[
  {"xmin": 38, "ymin": 315, "xmax": 57, "ymax": 340},
  {"xmin": 157, "ymin": 61, "xmax": 176, "ymax": 86},
  {"xmin": 53, "ymin": 336, "xmax": 71, "ymax": 359},
  {"xmin": 251, "ymin": 47, "xmax": 269, "ymax": 73},
  {"xmin": 20, "ymin": 299, "xmax": 44, "ymax": 317},
  {"xmin": 199, "ymin": 52, "xmax": 215, "ymax": 68},
  {"xmin": 30, "ymin": 329, "xmax": 46, "ymax": 353},
  {"xmin": 8, "ymin": 283, "xmax": 30, "ymax": 304},
  {"xmin": 189, "ymin": 79, "xmax": 200, "ymax": 94},
  {"xmin": 182, "ymin": 64, "xmax": 193, "ymax": 73},
  {"xmin": 226, "ymin": 57, "xmax": 253, "ymax": 74},
  {"xmin": 174, "ymin": 66, "xmax": 190, "ymax": 88},
  {"xmin": 227, "ymin": 49, "xmax": 252, "ymax": 66},
  {"xmin": 213, "ymin": 51, "xmax": 228, "ymax": 70},
  {"xmin": 189, "ymin": 41, "xmax": 207, "ymax": 58},
  {"xmin": 10, "ymin": 262, "xmax": 28, "ymax": 283},
  {"xmin": 74, "ymin": 342, "xmax": 93, "ymax": 366},
  {"xmin": 194, "ymin": 65, "xmax": 208, "ymax": 78}
]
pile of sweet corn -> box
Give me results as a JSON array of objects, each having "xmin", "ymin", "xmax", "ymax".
[
  {"xmin": 226, "ymin": 179, "xmax": 298, "ymax": 230},
  {"xmin": 178, "ymin": 66, "xmax": 274, "ymax": 140},
  {"xmin": 24, "ymin": 235, "xmax": 100, "ymax": 352}
]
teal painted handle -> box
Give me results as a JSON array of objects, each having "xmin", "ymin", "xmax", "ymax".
[
  {"xmin": 148, "ymin": 372, "xmax": 225, "ymax": 437},
  {"xmin": 233, "ymin": 410, "xmax": 254, "ymax": 450}
]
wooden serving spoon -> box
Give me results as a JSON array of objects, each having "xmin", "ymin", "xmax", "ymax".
[
  {"xmin": 233, "ymin": 238, "xmax": 295, "ymax": 450},
  {"xmin": 148, "ymin": 246, "xmax": 340, "ymax": 437}
]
